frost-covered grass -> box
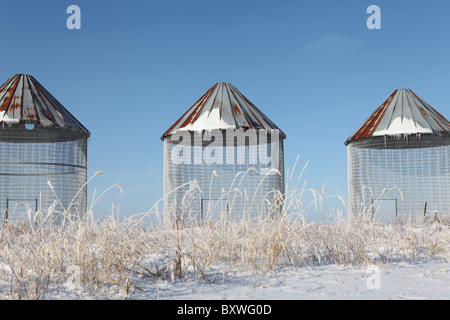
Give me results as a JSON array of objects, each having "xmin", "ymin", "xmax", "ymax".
[
  {"xmin": 0, "ymin": 201, "xmax": 448, "ymax": 299},
  {"xmin": 0, "ymin": 168, "xmax": 448, "ymax": 299}
]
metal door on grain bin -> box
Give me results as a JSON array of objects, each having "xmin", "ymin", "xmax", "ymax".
[{"xmin": 5, "ymin": 198, "xmax": 38, "ymax": 222}]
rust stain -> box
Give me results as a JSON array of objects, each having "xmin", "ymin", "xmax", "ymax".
[
  {"xmin": 0, "ymin": 77, "xmax": 20, "ymax": 112},
  {"xmin": 0, "ymin": 93, "xmax": 12, "ymax": 111},
  {"xmin": 179, "ymin": 84, "xmax": 218, "ymax": 129},
  {"xmin": 417, "ymin": 106, "xmax": 429, "ymax": 118},
  {"xmin": 30, "ymin": 80, "xmax": 57, "ymax": 125},
  {"xmin": 232, "ymin": 103, "xmax": 241, "ymax": 115},
  {"xmin": 8, "ymin": 93, "xmax": 23, "ymax": 119},
  {"xmin": 226, "ymin": 83, "xmax": 264, "ymax": 130},
  {"xmin": 161, "ymin": 83, "xmax": 217, "ymax": 137},
  {"xmin": 348, "ymin": 90, "xmax": 396, "ymax": 142},
  {"xmin": 347, "ymin": 89, "xmax": 450, "ymax": 145},
  {"xmin": 0, "ymin": 74, "xmax": 89, "ymax": 134},
  {"xmin": 24, "ymin": 111, "xmax": 37, "ymax": 120},
  {"xmin": 410, "ymin": 89, "xmax": 448, "ymax": 134},
  {"xmin": 9, "ymin": 101, "xmax": 21, "ymax": 112},
  {"xmin": 161, "ymin": 82, "xmax": 286, "ymax": 140}
]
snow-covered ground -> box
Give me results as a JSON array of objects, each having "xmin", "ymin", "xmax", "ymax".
[
  {"xmin": 125, "ymin": 259, "xmax": 449, "ymax": 300},
  {"xmin": 47, "ymin": 259, "xmax": 447, "ymax": 300},
  {"xmin": 39, "ymin": 257, "xmax": 449, "ymax": 300},
  {"xmin": 2, "ymin": 211, "xmax": 448, "ymax": 301}
]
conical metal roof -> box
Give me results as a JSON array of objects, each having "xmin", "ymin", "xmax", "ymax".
[
  {"xmin": 0, "ymin": 74, "xmax": 89, "ymax": 134},
  {"xmin": 161, "ymin": 82, "xmax": 286, "ymax": 140},
  {"xmin": 345, "ymin": 89, "xmax": 450, "ymax": 145}
]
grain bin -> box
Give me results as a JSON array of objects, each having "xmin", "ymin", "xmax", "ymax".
[
  {"xmin": 345, "ymin": 89, "xmax": 450, "ymax": 220},
  {"xmin": 0, "ymin": 74, "xmax": 90, "ymax": 223},
  {"xmin": 161, "ymin": 82, "xmax": 286, "ymax": 222}
]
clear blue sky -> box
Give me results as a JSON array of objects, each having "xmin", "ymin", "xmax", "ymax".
[{"xmin": 1, "ymin": 0, "xmax": 449, "ymax": 220}]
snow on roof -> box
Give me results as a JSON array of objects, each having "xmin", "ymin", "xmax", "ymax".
[
  {"xmin": 0, "ymin": 74, "xmax": 89, "ymax": 134},
  {"xmin": 345, "ymin": 89, "xmax": 450, "ymax": 145},
  {"xmin": 161, "ymin": 82, "xmax": 286, "ymax": 140}
]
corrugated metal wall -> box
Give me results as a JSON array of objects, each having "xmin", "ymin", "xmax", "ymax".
[
  {"xmin": 347, "ymin": 137, "xmax": 450, "ymax": 220},
  {"xmin": 163, "ymin": 131, "xmax": 285, "ymax": 224},
  {"xmin": 0, "ymin": 134, "xmax": 88, "ymax": 224}
]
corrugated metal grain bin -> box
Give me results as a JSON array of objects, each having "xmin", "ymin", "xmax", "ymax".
[
  {"xmin": 0, "ymin": 74, "xmax": 90, "ymax": 224},
  {"xmin": 345, "ymin": 89, "xmax": 450, "ymax": 220},
  {"xmin": 161, "ymin": 82, "xmax": 286, "ymax": 222}
]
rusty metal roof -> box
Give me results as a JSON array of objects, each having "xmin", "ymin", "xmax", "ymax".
[
  {"xmin": 345, "ymin": 89, "xmax": 450, "ymax": 145},
  {"xmin": 161, "ymin": 82, "xmax": 286, "ymax": 140},
  {"xmin": 0, "ymin": 74, "xmax": 89, "ymax": 134}
]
